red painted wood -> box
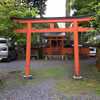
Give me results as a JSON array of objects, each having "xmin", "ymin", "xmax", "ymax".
[
  {"xmin": 25, "ymin": 23, "xmax": 31, "ymax": 77},
  {"xmin": 78, "ymin": 27, "xmax": 94, "ymax": 32},
  {"xmin": 15, "ymin": 27, "xmax": 94, "ymax": 33},
  {"xmin": 73, "ymin": 21, "xmax": 80, "ymax": 76},
  {"xmin": 49, "ymin": 23, "xmax": 54, "ymax": 28},
  {"xmin": 13, "ymin": 16, "xmax": 95, "ymax": 77},
  {"xmin": 14, "ymin": 17, "xmax": 94, "ymax": 23}
]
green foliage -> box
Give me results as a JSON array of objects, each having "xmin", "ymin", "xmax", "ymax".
[
  {"xmin": 72, "ymin": 0, "xmax": 100, "ymax": 28},
  {"xmin": 95, "ymin": 2, "xmax": 100, "ymax": 32},
  {"xmin": 27, "ymin": 0, "xmax": 47, "ymax": 17},
  {"xmin": 72, "ymin": 0, "xmax": 97, "ymax": 15},
  {"xmin": 0, "ymin": 0, "xmax": 37, "ymax": 43},
  {"xmin": 72, "ymin": 0, "xmax": 100, "ymax": 44}
]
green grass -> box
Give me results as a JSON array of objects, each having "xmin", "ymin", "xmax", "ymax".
[
  {"xmin": 56, "ymin": 79, "xmax": 100, "ymax": 95},
  {"xmin": 0, "ymin": 67, "xmax": 67, "ymax": 87},
  {"xmin": 55, "ymin": 64, "xmax": 100, "ymax": 95},
  {"xmin": 0, "ymin": 80, "xmax": 5, "ymax": 89},
  {"xmin": 31, "ymin": 67, "xmax": 67, "ymax": 79}
]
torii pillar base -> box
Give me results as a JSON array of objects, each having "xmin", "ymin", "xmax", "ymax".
[
  {"xmin": 73, "ymin": 75, "xmax": 83, "ymax": 80},
  {"xmin": 24, "ymin": 75, "xmax": 33, "ymax": 80}
]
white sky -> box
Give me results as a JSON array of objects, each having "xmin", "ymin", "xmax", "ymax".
[
  {"xmin": 44, "ymin": 0, "xmax": 66, "ymax": 17},
  {"xmin": 44, "ymin": 0, "xmax": 66, "ymax": 34}
]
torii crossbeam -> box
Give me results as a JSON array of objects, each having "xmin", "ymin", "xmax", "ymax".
[{"xmin": 12, "ymin": 16, "xmax": 94, "ymax": 79}]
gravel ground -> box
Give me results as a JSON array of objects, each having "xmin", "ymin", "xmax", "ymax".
[
  {"xmin": 0, "ymin": 58, "xmax": 100, "ymax": 100},
  {"xmin": 0, "ymin": 79, "xmax": 58, "ymax": 100},
  {"xmin": 0, "ymin": 60, "xmax": 66, "ymax": 72},
  {"xmin": 0, "ymin": 79, "xmax": 99, "ymax": 100}
]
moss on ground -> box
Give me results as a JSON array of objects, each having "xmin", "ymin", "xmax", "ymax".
[
  {"xmin": 31, "ymin": 67, "xmax": 67, "ymax": 79},
  {"xmin": 55, "ymin": 64, "xmax": 100, "ymax": 95},
  {"xmin": 56, "ymin": 79, "xmax": 100, "ymax": 95}
]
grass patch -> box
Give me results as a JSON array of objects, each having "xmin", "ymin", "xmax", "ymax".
[
  {"xmin": 2, "ymin": 66, "xmax": 68, "ymax": 87},
  {"xmin": 0, "ymin": 79, "xmax": 5, "ymax": 89},
  {"xmin": 7, "ymin": 70, "xmax": 40, "ymax": 85},
  {"xmin": 31, "ymin": 67, "xmax": 67, "ymax": 79},
  {"xmin": 55, "ymin": 64, "xmax": 100, "ymax": 95},
  {"xmin": 0, "ymin": 74, "xmax": 8, "ymax": 90},
  {"xmin": 56, "ymin": 79, "xmax": 100, "ymax": 95}
]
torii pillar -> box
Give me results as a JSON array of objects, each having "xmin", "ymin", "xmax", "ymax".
[
  {"xmin": 73, "ymin": 21, "xmax": 81, "ymax": 79},
  {"xmin": 24, "ymin": 22, "xmax": 32, "ymax": 78}
]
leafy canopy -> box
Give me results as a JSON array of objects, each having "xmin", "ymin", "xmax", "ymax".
[
  {"xmin": 0, "ymin": 0, "xmax": 38, "ymax": 45},
  {"xmin": 72, "ymin": 0, "xmax": 100, "ymax": 31},
  {"xmin": 0, "ymin": 0, "xmax": 37, "ymax": 34},
  {"xmin": 72, "ymin": 0, "xmax": 100, "ymax": 44},
  {"xmin": 27, "ymin": 0, "xmax": 47, "ymax": 17}
]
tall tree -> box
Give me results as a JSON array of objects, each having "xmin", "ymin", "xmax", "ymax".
[
  {"xmin": 66, "ymin": 0, "xmax": 75, "ymax": 16},
  {"xmin": 72, "ymin": 0, "xmax": 100, "ymax": 43},
  {"xmin": 0, "ymin": 0, "xmax": 37, "ymax": 42},
  {"xmin": 72, "ymin": 0, "xmax": 100, "ymax": 29},
  {"xmin": 65, "ymin": 0, "xmax": 75, "ymax": 45},
  {"xmin": 27, "ymin": 0, "xmax": 47, "ymax": 17}
]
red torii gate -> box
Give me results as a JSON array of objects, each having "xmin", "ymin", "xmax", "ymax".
[{"xmin": 12, "ymin": 16, "xmax": 94, "ymax": 79}]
